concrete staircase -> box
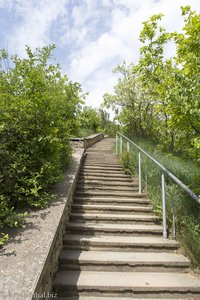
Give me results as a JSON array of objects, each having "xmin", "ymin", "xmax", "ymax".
[{"xmin": 53, "ymin": 138, "xmax": 200, "ymax": 299}]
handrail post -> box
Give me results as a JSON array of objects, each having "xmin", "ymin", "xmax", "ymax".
[
  {"xmin": 162, "ymin": 172, "xmax": 167, "ymax": 239},
  {"xmin": 172, "ymin": 194, "xmax": 176, "ymax": 239},
  {"xmin": 138, "ymin": 151, "xmax": 142, "ymax": 194},
  {"xmin": 116, "ymin": 133, "xmax": 118, "ymax": 155},
  {"xmin": 127, "ymin": 141, "xmax": 130, "ymax": 152},
  {"xmin": 120, "ymin": 136, "xmax": 123, "ymax": 154}
]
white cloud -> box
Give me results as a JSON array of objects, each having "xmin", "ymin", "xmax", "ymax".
[
  {"xmin": 1, "ymin": 0, "xmax": 200, "ymax": 111},
  {"xmin": 71, "ymin": 1, "xmax": 96, "ymax": 27},
  {"xmin": 0, "ymin": 0, "xmax": 14, "ymax": 8},
  {"xmin": 67, "ymin": 0, "xmax": 200, "ymax": 109},
  {"xmin": 7, "ymin": 0, "xmax": 66, "ymax": 55}
]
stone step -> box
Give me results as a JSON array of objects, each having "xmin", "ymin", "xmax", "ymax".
[
  {"xmin": 71, "ymin": 204, "xmax": 153, "ymax": 214},
  {"xmin": 85, "ymin": 155, "xmax": 116, "ymax": 158},
  {"xmin": 82, "ymin": 166, "xmax": 123, "ymax": 171},
  {"xmin": 86, "ymin": 145, "xmax": 113, "ymax": 154},
  {"xmin": 76, "ymin": 185, "xmax": 139, "ymax": 192},
  {"xmin": 53, "ymin": 271, "xmax": 200, "ymax": 298},
  {"xmin": 79, "ymin": 171, "xmax": 130, "ymax": 177},
  {"xmin": 63, "ymin": 234, "xmax": 179, "ymax": 252},
  {"xmin": 67, "ymin": 222, "xmax": 163, "ymax": 236},
  {"xmin": 59, "ymin": 250, "xmax": 190, "ymax": 272},
  {"xmin": 75, "ymin": 191, "xmax": 146, "ymax": 198},
  {"xmin": 69, "ymin": 213, "xmax": 157, "ymax": 224},
  {"xmin": 81, "ymin": 167, "xmax": 124, "ymax": 172},
  {"xmin": 57, "ymin": 298, "xmax": 192, "ymax": 300},
  {"xmin": 85, "ymin": 150, "xmax": 115, "ymax": 152},
  {"xmin": 78, "ymin": 176, "xmax": 133, "ymax": 182},
  {"xmin": 86, "ymin": 149, "xmax": 113, "ymax": 153},
  {"xmin": 73, "ymin": 197, "xmax": 151, "ymax": 206},
  {"xmin": 77, "ymin": 180, "xmax": 136, "ymax": 187},
  {"xmin": 84, "ymin": 159, "xmax": 119, "ymax": 164},
  {"xmin": 80, "ymin": 169, "xmax": 126, "ymax": 174},
  {"xmin": 84, "ymin": 157, "xmax": 119, "ymax": 162},
  {"xmin": 85, "ymin": 153, "xmax": 117, "ymax": 156},
  {"xmin": 83, "ymin": 163, "xmax": 122, "ymax": 168},
  {"xmin": 85, "ymin": 155, "xmax": 117, "ymax": 157}
]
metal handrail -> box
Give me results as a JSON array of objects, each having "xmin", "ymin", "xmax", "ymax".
[
  {"xmin": 116, "ymin": 132, "xmax": 200, "ymax": 239},
  {"xmin": 117, "ymin": 132, "xmax": 200, "ymax": 204}
]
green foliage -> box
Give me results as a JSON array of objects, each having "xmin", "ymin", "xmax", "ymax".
[
  {"xmin": 121, "ymin": 151, "xmax": 135, "ymax": 175},
  {"xmin": 0, "ymin": 233, "xmax": 9, "ymax": 246},
  {"xmin": 76, "ymin": 128, "xmax": 95, "ymax": 138},
  {"xmin": 78, "ymin": 106, "xmax": 100, "ymax": 131},
  {"xmin": 76, "ymin": 105, "xmax": 118, "ymax": 138},
  {"xmin": 104, "ymin": 6, "xmax": 200, "ymax": 160},
  {"xmin": 0, "ymin": 45, "xmax": 83, "ymax": 242},
  {"xmin": 98, "ymin": 107, "xmax": 118, "ymax": 137},
  {"xmin": 178, "ymin": 215, "xmax": 200, "ymax": 266}
]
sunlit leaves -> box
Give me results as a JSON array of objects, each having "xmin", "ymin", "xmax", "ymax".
[
  {"xmin": 78, "ymin": 106, "xmax": 100, "ymax": 131},
  {"xmin": 103, "ymin": 6, "xmax": 200, "ymax": 160}
]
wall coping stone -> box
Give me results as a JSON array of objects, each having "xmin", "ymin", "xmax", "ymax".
[
  {"xmin": 70, "ymin": 133, "xmax": 104, "ymax": 149},
  {"xmin": 0, "ymin": 148, "xmax": 84, "ymax": 300}
]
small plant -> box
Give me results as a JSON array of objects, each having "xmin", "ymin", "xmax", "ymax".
[
  {"xmin": 0, "ymin": 233, "xmax": 9, "ymax": 246},
  {"xmin": 121, "ymin": 152, "xmax": 132, "ymax": 174}
]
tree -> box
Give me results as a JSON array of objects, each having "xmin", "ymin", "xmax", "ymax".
[
  {"xmin": 78, "ymin": 106, "xmax": 100, "ymax": 131},
  {"xmin": 171, "ymin": 6, "xmax": 200, "ymax": 159},
  {"xmin": 103, "ymin": 6, "xmax": 200, "ymax": 160}
]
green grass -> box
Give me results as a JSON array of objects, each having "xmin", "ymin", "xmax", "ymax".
[
  {"xmin": 132, "ymin": 138, "xmax": 200, "ymax": 194},
  {"xmin": 119, "ymin": 137, "xmax": 200, "ymax": 268}
]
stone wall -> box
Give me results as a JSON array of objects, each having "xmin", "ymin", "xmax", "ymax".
[
  {"xmin": 32, "ymin": 155, "xmax": 82, "ymax": 299},
  {"xmin": 84, "ymin": 133, "xmax": 104, "ymax": 148},
  {"xmin": 70, "ymin": 138, "xmax": 84, "ymax": 148},
  {"xmin": 70, "ymin": 133, "xmax": 104, "ymax": 149},
  {"xmin": 0, "ymin": 149, "xmax": 84, "ymax": 300}
]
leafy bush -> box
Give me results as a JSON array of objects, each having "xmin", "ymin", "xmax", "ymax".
[
  {"xmin": 76, "ymin": 128, "xmax": 95, "ymax": 138},
  {"xmin": 0, "ymin": 45, "xmax": 82, "ymax": 241},
  {"xmin": 78, "ymin": 106, "xmax": 100, "ymax": 131}
]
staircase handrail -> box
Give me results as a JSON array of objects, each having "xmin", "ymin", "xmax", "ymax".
[
  {"xmin": 116, "ymin": 132, "xmax": 200, "ymax": 239},
  {"xmin": 117, "ymin": 132, "xmax": 200, "ymax": 205}
]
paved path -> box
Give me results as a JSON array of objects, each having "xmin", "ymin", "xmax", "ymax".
[{"xmin": 53, "ymin": 138, "xmax": 200, "ymax": 299}]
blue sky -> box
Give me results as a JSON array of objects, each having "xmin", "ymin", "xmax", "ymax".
[{"xmin": 0, "ymin": 0, "xmax": 199, "ymax": 110}]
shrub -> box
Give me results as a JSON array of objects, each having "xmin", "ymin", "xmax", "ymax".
[{"xmin": 0, "ymin": 45, "xmax": 82, "ymax": 240}]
